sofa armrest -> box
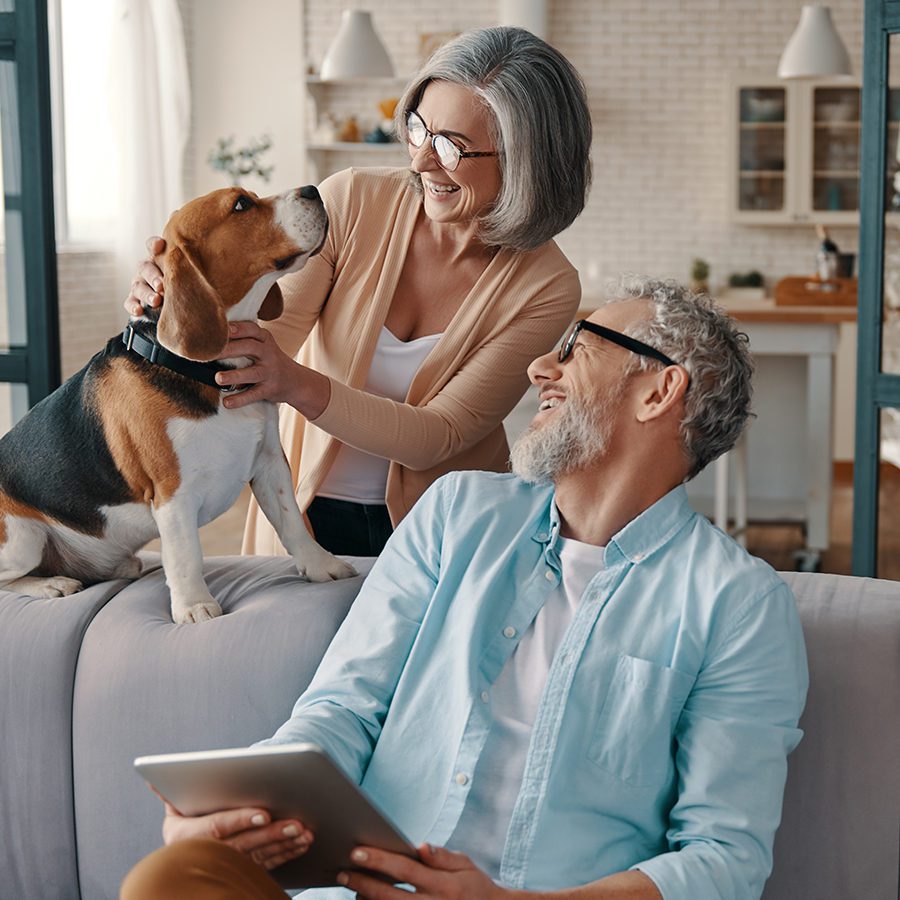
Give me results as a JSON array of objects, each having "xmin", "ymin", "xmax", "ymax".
[
  {"xmin": 0, "ymin": 580, "xmax": 126, "ymax": 900},
  {"xmin": 765, "ymin": 572, "xmax": 900, "ymax": 900}
]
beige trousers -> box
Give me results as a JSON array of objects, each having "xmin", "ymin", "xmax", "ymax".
[{"xmin": 120, "ymin": 839, "xmax": 287, "ymax": 899}]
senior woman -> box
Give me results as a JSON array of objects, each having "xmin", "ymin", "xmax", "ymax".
[{"xmin": 126, "ymin": 26, "xmax": 592, "ymax": 558}]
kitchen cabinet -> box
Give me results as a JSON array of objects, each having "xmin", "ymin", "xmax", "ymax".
[
  {"xmin": 729, "ymin": 75, "xmax": 900, "ymax": 226},
  {"xmin": 305, "ymin": 76, "xmax": 409, "ymax": 182}
]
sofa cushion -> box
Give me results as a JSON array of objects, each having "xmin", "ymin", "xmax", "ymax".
[
  {"xmin": 765, "ymin": 572, "xmax": 900, "ymax": 900},
  {"xmin": 71, "ymin": 554, "xmax": 373, "ymax": 900},
  {"xmin": 0, "ymin": 580, "xmax": 125, "ymax": 900}
]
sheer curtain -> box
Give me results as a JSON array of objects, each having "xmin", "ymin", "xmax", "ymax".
[{"xmin": 109, "ymin": 0, "xmax": 190, "ymax": 302}]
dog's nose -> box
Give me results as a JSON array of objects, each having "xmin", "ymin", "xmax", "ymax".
[{"xmin": 299, "ymin": 185, "xmax": 320, "ymax": 201}]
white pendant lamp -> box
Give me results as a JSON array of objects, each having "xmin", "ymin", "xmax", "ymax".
[
  {"xmin": 320, "ymin": 9, "xmax": 395, "ymax": 81},
  {"xmin": 778, "ymin": 5, "xmax": 852, "ymax": 79},
  {"xmin": 498, "ymin": 0, "xmax": 548, "ymax": 40}
]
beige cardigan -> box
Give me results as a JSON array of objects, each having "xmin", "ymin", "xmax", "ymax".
[{"xmin": 243, "ymin": 167, "xmax": 580, "ymax": 555}]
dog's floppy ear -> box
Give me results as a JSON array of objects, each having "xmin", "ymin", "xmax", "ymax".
[
  {"xmin": 258, "ymin": 283, "xmax": 284, "ymax": 321},
  {"xmin": 156, "ymin": 245, "xmax": 229, "ymax": 361}
]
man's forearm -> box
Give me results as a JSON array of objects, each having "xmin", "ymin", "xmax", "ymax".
[{"xmin": 510, "ymin": 869, "xmax": 662, "ymax": 900}]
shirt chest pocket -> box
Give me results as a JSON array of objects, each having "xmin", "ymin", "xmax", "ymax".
[{"xmin": 587, "ymin": 654, "xmax": 695, "ymax": 787}]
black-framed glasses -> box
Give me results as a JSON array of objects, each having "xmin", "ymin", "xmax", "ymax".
[
  {"xmin": 560, "ymin": 319, "xmax": 679, "ymax": 369},
  {"xmin": 405, "ymin": 109, "xmax": 498, "ymax": 172}
]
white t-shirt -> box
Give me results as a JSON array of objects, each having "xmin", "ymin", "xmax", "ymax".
[
  {"xmin": 447, "ymin": 535, "xmax": 607, "ymax": 878},
  {"xmin": 317, "ymin": 326, "xmax": 441, "ymax": 504}
]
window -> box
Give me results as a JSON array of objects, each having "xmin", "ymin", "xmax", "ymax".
[{"xmin": 50, "ymin": 0, "xmax": 119, "ymax": 244}]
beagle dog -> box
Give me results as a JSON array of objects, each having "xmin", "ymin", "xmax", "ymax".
[{"xmin": 0, "ymin": 185, "xmax": 356, "ymax": 623}]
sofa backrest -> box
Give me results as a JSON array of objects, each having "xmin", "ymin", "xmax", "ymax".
[{"xmin": 764, "ymin": 572, "xmax": 900, "ymax": 900}]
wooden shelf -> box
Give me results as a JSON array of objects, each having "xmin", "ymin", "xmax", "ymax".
[
  {"xmin": 307, "ymin": 142, "xmax": 405, "ymax": 152},
  {"xmin": 739, "ymin": 170, "xmax": 785, "ymax": 177},
  {"xmin": 306, "ymin": 75, "xmax": 408, "ymax": 87}
]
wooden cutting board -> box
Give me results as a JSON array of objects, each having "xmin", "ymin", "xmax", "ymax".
[{"xmin": 773, "ymin": 276, "xmax": 857, "ymax": 307}]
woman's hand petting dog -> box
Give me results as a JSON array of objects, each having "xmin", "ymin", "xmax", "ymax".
[
  {"xmin": 161, "ymin": 798, "xmax": 314, "ymax": 872},
  {"xmin": 125, "ymin": 236, "xmax": 167, "ymax": 317},
  {"xmin": 215, "ymin": 322, "xmax": 332, "ymax": 418},
  {"xmin": 124, "ymin": 238, "xmax": 332, "ymax": 419}
]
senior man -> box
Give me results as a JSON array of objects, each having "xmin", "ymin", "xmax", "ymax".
[{"xmin": 123, "ymin": 277, "xmax": 808, "ymax": 900}]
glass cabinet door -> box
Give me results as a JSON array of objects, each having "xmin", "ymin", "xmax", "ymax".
[
  {"xmin": 811, "ymin": 87, "xmax": 861, "ymax": 213},
  {"xmin": 737, "ymin": 87, "xmax": 788, "ymax": 213}
]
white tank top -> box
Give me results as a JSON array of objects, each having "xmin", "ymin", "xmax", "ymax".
[{"xmin": 317, "ymin": 326, "xmax": 442, "ymax": 504}]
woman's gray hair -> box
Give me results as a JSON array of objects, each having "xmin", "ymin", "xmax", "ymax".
[
  {"xmin": 605, "ymin": 276, "xmax": 754, "ymax": 480},
  {"xmin": 396, "ymin": 26, "xmax": 592, "ymax": 252}
]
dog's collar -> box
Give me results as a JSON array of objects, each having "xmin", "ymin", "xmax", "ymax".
[{"xmin": 118, "ymin": 325, "xmax": 240, "ymax": 393}]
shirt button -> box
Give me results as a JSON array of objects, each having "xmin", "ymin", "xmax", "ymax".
[
  {"xmin": 545, "ymin": 570, "xmax": 555, "ymax": 582},
  {"xmin": 480, "ymin": 691, "xmax": 490, "ymax": 703},
  {"xmin": 503, "ymin": 626, "xmax": 517, "ymax": 639},
  {"xmin": 633, "ymin": 552, "xmax": 645, "ymax": 562},
  {"xmin": 455, "ymin": 772, "xmax": 469, "ymax": 786},
  {"xmin": 536, "ymin": 531, "xmax": 548, "ymax": 541}
]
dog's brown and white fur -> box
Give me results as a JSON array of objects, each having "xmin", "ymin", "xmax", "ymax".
[{"xmin": 0, "ymin": 185, "xmax": 355, "ymax": 623}]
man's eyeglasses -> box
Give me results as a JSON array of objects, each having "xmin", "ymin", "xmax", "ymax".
[
  {"xmin": 405, "ymin": 110, "xmax": 498, "ymax": 172},
  {"xmin": 559, "ymin": 319, "xmax": 679, "ymax": 369}
]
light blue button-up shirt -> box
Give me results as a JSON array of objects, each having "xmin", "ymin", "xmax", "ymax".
[{"xmin": 265, "ymin": 472, "xmax": 808, "ymax": 900}]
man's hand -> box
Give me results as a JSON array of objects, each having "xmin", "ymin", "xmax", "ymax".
[
  {"xmin": 161, "ymin": 799, "xmax": 313, "ymax": 872},
  {"xmin": 337, "ymin": 843, "xmax": 508, "ymax": 900}
]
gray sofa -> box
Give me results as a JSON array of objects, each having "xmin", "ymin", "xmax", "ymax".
[{"xmin": 1, "ymin": 556, "xmax": 898, "ymax": 900}]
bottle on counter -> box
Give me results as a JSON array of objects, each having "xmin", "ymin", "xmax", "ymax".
[{"xmin": 816, "ymin": 224, "xmax": 839, "ymax": 285}]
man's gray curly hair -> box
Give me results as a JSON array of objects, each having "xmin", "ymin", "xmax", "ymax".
[{"xmin": 605, "ymin": 275, "xmax": 754, "ymax": 480}]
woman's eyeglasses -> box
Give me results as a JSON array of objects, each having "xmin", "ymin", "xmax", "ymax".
[
  {"xmin": 560, "ymin": 319, "xmax": 680, "ymax": 369},
  {"xmin": 405, "ymin": 110, "xmax": 498, "ymax": 172}
]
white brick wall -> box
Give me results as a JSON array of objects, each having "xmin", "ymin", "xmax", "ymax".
[
  {"xmin": 303, "ymin": 0, "xmax": 866, "ymax": 293},
  {"xmin": 38, "ymin": 1, "xmax": 870, "ymax": 452},
  {"xmin": 300, "ymin": 0, "xmax": 869, "ymax": 461},
  {"xmin": 56, "ymin": 249, "xmax": 121, "ymax": 378}
]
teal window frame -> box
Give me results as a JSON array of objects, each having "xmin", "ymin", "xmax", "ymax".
[
  {"xmin": 853, "ymin": 0, "xmax": 900, "ymax": 574},
  {"xmin": 0, "ymin": 0, "xmax": 60, "ymax": 409}
]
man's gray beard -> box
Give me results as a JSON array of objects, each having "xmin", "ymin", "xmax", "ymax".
[{"xmin": 510, "ymin": 391, "xmax": 618, "ymax": 484}]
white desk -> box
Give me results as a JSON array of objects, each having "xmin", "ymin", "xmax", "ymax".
[{"xmin": 706, "ymin": 305, "xmax": 853, "ymax": 568}]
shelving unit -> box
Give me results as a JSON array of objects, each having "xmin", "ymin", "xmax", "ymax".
[{"xmin": 304, "ymin": 75, "xmax": 409, "ymax": 182}]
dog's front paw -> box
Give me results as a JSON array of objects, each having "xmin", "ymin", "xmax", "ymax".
[
  {"xmin": 295, "ymin": 548, "xmax": 358, "ymax": 582},
  {"xmin": 172, "ymin": 596, "xmax": 223, "ymax": 624}
]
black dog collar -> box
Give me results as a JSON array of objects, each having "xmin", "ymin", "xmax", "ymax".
[{"xmin": 119, "ymin": 325, "xmax": 239, "ymax": 392}]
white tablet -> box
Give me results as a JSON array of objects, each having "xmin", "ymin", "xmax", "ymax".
[{"xmin": 134, "ymin": 742, "xmax": 417, "ymax": 888}]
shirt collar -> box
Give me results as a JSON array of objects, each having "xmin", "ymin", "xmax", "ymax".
[
  {"xmin": 531, "ymin": 483, "xmax": 695, "ymax": 566},
  {"xmin": 530, "ymin": 486, "xmax": 562, "ymax": 559}
]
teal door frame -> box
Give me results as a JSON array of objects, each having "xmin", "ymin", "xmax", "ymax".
[
  {"xmin": 854, "ymin": 0, "xmax": 900, "ymax": 574},
  {"xmin": 0, "ymin": 0, "xmax": 60, "ymax": 407}
]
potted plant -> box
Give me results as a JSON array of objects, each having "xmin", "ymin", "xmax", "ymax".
[
  {"xmin": 691, "ymin": 258, "xmax": 710, "ymax": 294},
  {"xmin": 720, "ymin": 270, "xmax": 767, "ymax": 304},
  {"xmin": 208, "ymin": 135, "xmax": 274, "ymax": 186}
]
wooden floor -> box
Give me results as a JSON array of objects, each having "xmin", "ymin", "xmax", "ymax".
[
  {"xmin": 744, "ymin": 468, "xmax": 900, "ymax": 580},
  {"xmin": 181, "ymin": 472, "xmax": 900, "ymax": 581}
]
